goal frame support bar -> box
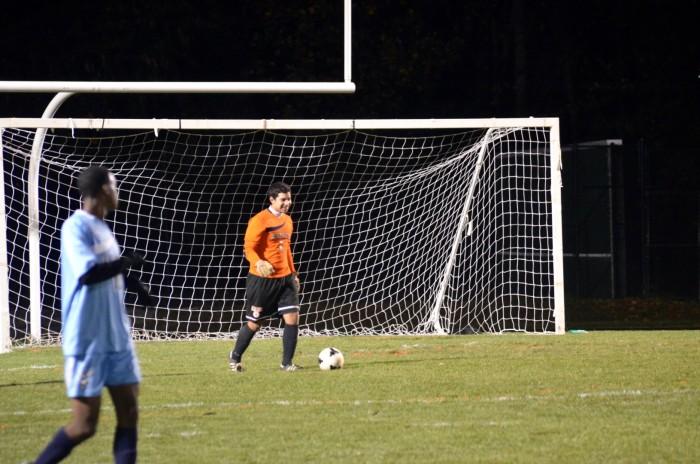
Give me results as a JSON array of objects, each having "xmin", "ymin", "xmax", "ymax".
[{"xmin": 429, "ymin": 128, "xmax": 494, "ymax": 334}]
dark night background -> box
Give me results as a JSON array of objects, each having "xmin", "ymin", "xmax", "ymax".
[{"xmin": 1, "ymin": 0, "xmax": 698, "ymax": 327}]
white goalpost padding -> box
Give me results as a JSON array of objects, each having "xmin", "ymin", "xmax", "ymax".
[{"xmin": 0, "ymin": 118, "xmax": 565, "ymax": 351}]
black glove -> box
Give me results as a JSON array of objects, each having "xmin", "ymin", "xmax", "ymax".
[
  {"xmin": 125, "ymin": 273, "xmax": 157, "ymax": 308},
  {"xmin": 79, "ymin": 252, "xmax": 148, "ymax": 286},
  {"xmin": 121, "ymin": 251, "xmax": 146, "ymax": 268}
]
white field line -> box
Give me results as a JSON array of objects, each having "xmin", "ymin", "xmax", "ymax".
[
  {"xmin": 1, "ymin": 389, "xmax": 696, "ymax": 418},
  {"xmin": 0, "ymin": 364, "xmax": 57, "ymax": 372}
]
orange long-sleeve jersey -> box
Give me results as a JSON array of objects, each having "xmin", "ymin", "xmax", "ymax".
[{"xmin": 244, "ymin": 208, "xmax": 296, "ymax": 278}]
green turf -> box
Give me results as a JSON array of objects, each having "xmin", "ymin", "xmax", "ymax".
[{"xmin": 1, "ymin": 331, "xmax": 698, "ymax": 463}]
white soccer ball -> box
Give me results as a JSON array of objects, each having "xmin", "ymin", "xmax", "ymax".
[{"xmin": 318, "ymin": 347, "xmax": 345, "ymax": 371}]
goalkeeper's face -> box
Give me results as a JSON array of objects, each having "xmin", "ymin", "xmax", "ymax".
[{"xmin": 270, "ymin": 191, "xmax": 292, "ymax": 214}]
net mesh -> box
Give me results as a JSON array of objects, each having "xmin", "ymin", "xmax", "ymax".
[{"xmin": 1, "ymin": 126, "xmax": 557, "ymax": 345}]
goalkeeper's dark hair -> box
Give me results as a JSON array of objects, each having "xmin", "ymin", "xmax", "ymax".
[
  {"xmin": 78, "ymin": 166, "xmax": 111, "ymax": 198},
  {"xmin": 267, "ymin": 181, "xmax": 291, "ymax": 201}
]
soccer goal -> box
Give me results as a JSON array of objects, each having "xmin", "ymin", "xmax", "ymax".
[{"xmin": 0, "ymin": 118, "xmax": 565, "ymax": 351}]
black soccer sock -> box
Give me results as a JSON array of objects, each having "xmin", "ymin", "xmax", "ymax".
[
  {"xmin": 113, "ymin": 427, "xmax": 137, "ymax": 464},
  {"xmin": 35, "ymin": 428, "xmax": 76, "ymax": 464},
  {"xmin": 231, "ymin": 324, "xmax": 256, "ymax": 362},
  {"xmin": 281, "ymin": 324, "xmax": 299, "ymax": 366}
]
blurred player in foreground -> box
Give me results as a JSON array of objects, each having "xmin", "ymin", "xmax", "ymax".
[{"xmin": 35, "ymin": 166, "xmax": 153, "ymax": 464}]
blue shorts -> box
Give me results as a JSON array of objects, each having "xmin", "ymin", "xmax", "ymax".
[{"xmin": 64, "ymin": 350, "xmax": 141, "ymax": 398}]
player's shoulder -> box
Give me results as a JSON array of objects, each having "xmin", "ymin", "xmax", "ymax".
[
  {"xmin": 246, "ymin": 209, "xmax": 269, "ymax": 230},
  {"xmin": 249, "ymin": 209, "xmax": 269, "ymax": 223},
  {"xmin": 249, "ymin": 209, "xmax": 291, "ymax": 227},
  {"xmin": 63, "ymin": 210, "xmax": 104, "ymax": 238},
  {"xmin": 63, "ymin": 210, "xmax": 89, "ymax": 230}
]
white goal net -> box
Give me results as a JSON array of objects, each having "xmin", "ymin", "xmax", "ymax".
[{"xmin": 0, "ymin": 119, "xmax": 564, "ymax": 349}]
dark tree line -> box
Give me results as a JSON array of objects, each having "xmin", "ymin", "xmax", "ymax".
[{"xmin": 2, "ymin": 1, "xmax": 697, "ymax": 144}]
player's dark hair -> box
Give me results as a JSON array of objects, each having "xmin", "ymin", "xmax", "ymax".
[
  {"xmin": 267, "ymin": 181, "xmax": 291, "ymax": 201},
  {"xmin": 78, "ymin": 166, "xmax": 110, "ymax": 198}
]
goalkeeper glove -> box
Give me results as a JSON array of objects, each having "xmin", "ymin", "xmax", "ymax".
[{"xmin": 255, "ymin": 260, "xmax": 274, "ymax": 277}]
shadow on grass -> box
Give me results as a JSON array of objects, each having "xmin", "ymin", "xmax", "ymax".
[
  {"xmin": 0, "ymin": 379, "xmax": 63, "ymax": 388},
  {"xmin": 144, "ymin": 372, "xmax": 191, "ymax": 378},
  {"xmin": 341, "ymin": 355, "xmax": 464, "ymax": 369}
]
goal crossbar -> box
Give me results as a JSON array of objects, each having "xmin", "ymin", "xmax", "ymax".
[{"xmin": 0, "ymin": 117, "xmax": 560, "ymax": 130}]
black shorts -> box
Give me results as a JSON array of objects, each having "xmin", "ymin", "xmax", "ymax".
[{"xmin": 245, "ymin": 273, "xmax": 300, "ymax": 322}]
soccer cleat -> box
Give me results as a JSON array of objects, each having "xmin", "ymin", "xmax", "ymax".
[
  {"xmin": 229, "ymin": 351, "xmax": 244, "ymax": 372},
  {"xmin": 279, "ymin": 363, "xmax": 302, "ymax": 372},
  {"xmin": 229, "ymin": 361, "xmax": 244, "ymax": 372}
]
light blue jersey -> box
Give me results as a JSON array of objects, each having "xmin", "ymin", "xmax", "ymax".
[{"xmin": 61, "ymin": 209, "xmax": 132, "ymax": 356}]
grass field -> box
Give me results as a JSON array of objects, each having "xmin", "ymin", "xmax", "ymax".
[{"xmin": 1, "ymin": 331, "xmax": 698, "ymax": 463}]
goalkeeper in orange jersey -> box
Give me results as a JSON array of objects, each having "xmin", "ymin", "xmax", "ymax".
[{"xmin": 229, "ymin": 181, "xmax": 302, "ymax": 372}]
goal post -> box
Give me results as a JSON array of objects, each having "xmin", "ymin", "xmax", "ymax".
[
  {"xmin": 0, "ymin": 129, "xmax": 11, "ymax": 352},
  {"xmin": 0, "ymin": 118, "xmax": 565, "ymax": 352}
]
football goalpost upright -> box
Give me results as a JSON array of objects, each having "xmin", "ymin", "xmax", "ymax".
[{"xmin": 0, "ymin": 117, "xmax": 565, "ymax": 351}]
